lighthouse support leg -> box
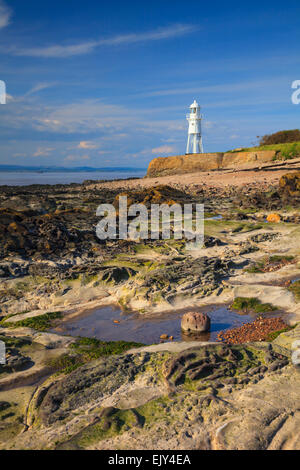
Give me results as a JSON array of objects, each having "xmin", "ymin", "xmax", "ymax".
[
  {"xmin": 186, "ymin": 135, "xmax": 190, "ymax": 154},
  {"xmin": 199, "ymin": 137, "xmax": 204, "ymax": 154},
  {"xmin": 193, "ymin": 135, "xmax": 197, "ymax": 154}
]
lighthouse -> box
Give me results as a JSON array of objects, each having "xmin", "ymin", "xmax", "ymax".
[{"xmin": 186, "ymin": 100, "xmax": 204, "ymax": 154}]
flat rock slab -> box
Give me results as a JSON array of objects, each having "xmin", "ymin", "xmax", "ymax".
[
  {"xmin": 127, "ymin": 340, "xmax": 218, "ymax": 354},
  {"xmin": 33, "ymin": 332, "xmax": 75, "ymax": 349}
]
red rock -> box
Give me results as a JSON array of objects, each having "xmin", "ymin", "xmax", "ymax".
[
  {"xmin": 160, "ymin": 334, "xmax": 169, "ymax": 340},
  {"xmin": 181, "ymin": 312, "xmax": 211, "ymax": 333}
]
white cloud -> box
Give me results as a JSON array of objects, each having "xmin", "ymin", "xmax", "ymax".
[
  {"xmin": 78, "ymin": 141, "xmax": 98, "ymax": 149},
  {"xmin": 16, "ymin": 41, "xmax": 99, "ymax": 59},
  {"xmin": 0, "ymin": 1, "xmax": 12, "ymax": 29},
  {"xmin": 5, "ymin": 93, "xmax": 14, "ymax": 103},
  {"xmin": 25, "ymin": 82, "xmax": 57, "ymax": 97},
  {"xmin": 138, "ymin": 77, "xmax": 291, "ymax": 98},
  {"xmin": 33, "ymin": 147, "xmax": 54, "ymax": 157},
  {"xmin": 151, "ymin": 145, "xmax": 175, "ymax": 155},
  {"xmin": 12, "ymin": 24, "xmax": 196, "ymax": 58},
  {"xmin": 41, "ymin": 118, "xmax": 61, "ymax": 126}
]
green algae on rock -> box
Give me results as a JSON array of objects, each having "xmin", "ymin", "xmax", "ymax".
[{"xmin": 231, "ymin": 297, "xmax": 277, "ymax": 314}]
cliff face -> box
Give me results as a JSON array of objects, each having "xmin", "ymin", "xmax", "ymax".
[{"xmin": 147, "ymin": 150, "xmax": 276, "ymax": 177}]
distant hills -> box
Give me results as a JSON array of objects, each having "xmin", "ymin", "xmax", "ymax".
[{"xmin": 0, "ymin": 165, "xmax": 146, "ymax": 173}]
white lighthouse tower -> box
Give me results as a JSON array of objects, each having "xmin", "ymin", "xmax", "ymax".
[{"xmin": 186, "ymin": 100, "xmax": 204, "ymax": 154}]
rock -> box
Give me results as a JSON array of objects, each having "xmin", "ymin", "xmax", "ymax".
[
  {"xmin": 279, "ymin": 171, "xmax": 300, "ymax": 197},
  {"xmin": 138, "ymin": 256, "xmax": 233, "ymax": 307},
  {"xmin": 250, "ymin": 232, "xmax": 279, "ymax": 243},
  {"xmin": 99, "ymin": 266, "xmax": 137, "ymax": 284},
  {"xmin": 266, "ymin": 213, "xmax": 281, "ymax": 223},
  {"xmin": 3, "ymin": 350, "xmax": 32, "ymax": 372},
  {"xmin": 181, "ymin": 312, "xmax": 211, "ymax": 333},
  {"xmin": 33, "ymin": 333, "xmax": 75, "ymax": 349},
  {"xmin": 146, "ymin": 151, "xmax": 276, "ymax": 177}
]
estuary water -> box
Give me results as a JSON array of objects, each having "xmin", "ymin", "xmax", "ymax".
[{"xmin": 0, "ymin": 170, "xmax": 146, "ymax": 186}]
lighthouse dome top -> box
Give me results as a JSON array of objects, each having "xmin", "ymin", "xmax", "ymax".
[{"xmin": 189, "ymin": 99, "xmax": 200, "ymax": 109}]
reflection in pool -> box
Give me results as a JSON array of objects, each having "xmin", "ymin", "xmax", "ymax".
[{"xmin": 52, "ymin": 303, "xmax": 280, "ymax": 345}]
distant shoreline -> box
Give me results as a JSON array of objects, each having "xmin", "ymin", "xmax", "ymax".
[
  {"xmin": 0, "ymin": 165, "xmax": 146, "ymax": 173},
  {"xmin": 0, "ymin": 169, "xmax": 146, "ymax": 186}
]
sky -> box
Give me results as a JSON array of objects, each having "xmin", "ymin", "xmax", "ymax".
[{"xmin": 0, "ymin": 0, "xmax": 300, "ymax": 168}]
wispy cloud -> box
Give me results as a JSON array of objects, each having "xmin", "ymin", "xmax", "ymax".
[
  {"xmin": 65, "ymin": 154, "xmax": 90, "ymax": 162},
  {"xmin": 11, "ymin": 24, "xmax": 197, "ymax": 58},
  {"xmin": 151, "ymin": 145, "xmax": 175, "ymax": 154},
  {"xmin": 0, "ymin": 0, "xmax": 12, "ymax": 29},
  {"xmin": 77, "ymin": 141, "xmax": 98, "ymax": 149},
  {"xmin": 33, "ymin": 147, "xmax": 54, "ymax": 157},
  {"xmin": 138, "ymin": 77, "xmax": 291, "ymax": 98},
  {"xmin": 24, "ymin": 82, "xmax": 57, "ymax": 97}
]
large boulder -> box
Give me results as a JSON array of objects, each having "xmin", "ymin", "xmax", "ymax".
[
  {"xmin": 181, "ymin": 312, "xmax": 211, "ymax": 333},
  {"xmin": 279, "ymin": 172, "xmax": 300, "ymax": 197}
]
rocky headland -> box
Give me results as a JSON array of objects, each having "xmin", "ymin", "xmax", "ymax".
[{"xmin": 146, "ymin": 141, "xmax": 300, "ymax": 177}]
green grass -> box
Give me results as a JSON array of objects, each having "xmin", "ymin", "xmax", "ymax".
[
  {"xmin": 265, "ymin": 324, "xmax": 296, "ymax": 342},
  {"xmin": 47, "ymin": 337, "xmax": 145, "ymax": 376},
  {"xmin": 46, "ymin": 354, "xmax": 84, "ymax": 374},
  {"xmin": 69, "ymin": 337, "xmax": 144, "ymax": 361},
  {"xmin": 227, "ymin": 141, "xmax": 300, "ymax": 160},
  {"xmin": 232, "ymin": 223, "xmax": 263, "ymax": 233},
  {"xmin": 289, "ymin": 280, "xmax": 300, "ymax": 301},
  {"xmin": 231, "ymin": 297, "xmax": 278, "ymax": 314},
  {"xmin": 244, "ymin": 255, "xmax": 295, "ymax": 274},
  {"xmin": 269, "ymin": 255, "xmax": 295, "ymax": 263},
  {"xmin": 2, "ymin": 311, "xmax": 62, "ymax": 331},
  {"xmin": 0, "ymin": 334, "xmax": 31, "ymax": 348},
  {"xmin": 57, "ymin": 407, "xmax": 141, "ymax": 448},
  {"xmin": 204, "ymin": 219, "xmax": 263, "ymax": 238},
  {"xmin": 244, "ymin": 263, "xmax": 265, "ymax": 273}
]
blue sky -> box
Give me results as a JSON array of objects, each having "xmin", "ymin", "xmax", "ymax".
[{"xmin": 0, "ymin": 0, "xmax": 299, "ymax": 168}]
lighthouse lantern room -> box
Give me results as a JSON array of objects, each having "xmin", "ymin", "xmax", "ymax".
[{"xmin": 186, "ymin": 99, "xmax": 204, "ymax": 154}]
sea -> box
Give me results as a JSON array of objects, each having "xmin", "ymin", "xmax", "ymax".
[{"xmin": 0, "ymin": 169, "xmax": 146, "ymax": 186}]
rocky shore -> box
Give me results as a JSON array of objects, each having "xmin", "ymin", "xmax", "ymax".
[{"xmin": 0, "ymin": 170, "xmax": 300, "ymax": 449}]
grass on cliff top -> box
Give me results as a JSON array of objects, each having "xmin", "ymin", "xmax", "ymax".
[
  {"xmin": 231, "ymin": 297, "xmax": 278, "ymax": 314},
  {"xmin": 227, "ymin": 141, "xmax": 300, "ymax": 160},
  {"xmin": 1, "ymin": 311, "xmax": 62, "ymax": 331}
]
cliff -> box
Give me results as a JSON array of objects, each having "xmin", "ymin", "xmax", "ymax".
[{"xmin": 147, "ymin": 150, "xmax": 276, "ymax": 177}]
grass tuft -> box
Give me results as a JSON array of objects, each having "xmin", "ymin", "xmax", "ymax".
[
  {"xmin": 2, "ymin": 311, "xmax": 62, "ymax": 331},
  {"xmin": 289, "ymin": 280, "xmax": 300, "ymax": 301},
  {"xmin": 231, "ymin": 297, "xmax": 277, "ymax": 314}
]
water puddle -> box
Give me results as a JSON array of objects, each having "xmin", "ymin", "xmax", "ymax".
[
  {"xmin": 205, "ymin": 214, "xmax": 223, "ymax": 221},
  {"xmin": 52, "ymin": 303, "xmax": 281, "ymax": 345},
  {"xmin": 250, "ymin": 274, "xmax": 300, "ymax": 287}
]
